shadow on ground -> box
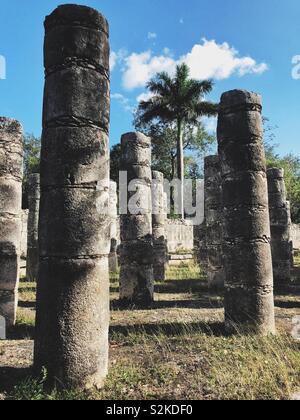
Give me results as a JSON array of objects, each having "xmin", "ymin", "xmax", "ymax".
[
  {"xmin": 7, "ymin": 325, "xmax": 35, "ymax": 341},
  {"xmin": 109, "ymin": 320, "xmax": 225, "ymax": 338},
  {"xmin": 18, "ymin": 301, "xmax": 36, "ymax": 309},
  {"xmin": 0, "ymin": 367, "xmax": 32, "ymax": 395}
]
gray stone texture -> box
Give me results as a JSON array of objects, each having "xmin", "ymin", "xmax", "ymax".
[
  {"xmin": 218, "ymin": 90, "xmax": 276, "ymax": 335},
  {"xmin": 26, "ymin": 174, "xmax": 40, "ymax": 282},
  {"xmin": 0, "ymin": 117, "xmax": 23, "ymax": 328},
  {"xmin": 267, "ymin": 168, "xmax": 292, "ymax": 287},
  {"xmin": 34, "ymin": 5, "xmax": 110, "ymax": 390},
  {"xmin": 109, "ymin": 181, "xmax": 118, "ymax": 273},
  {"xmin": 204, "ymin": 155, "xmax": 225, "ymax": 288},
  {"xmin": 152, "ymin": 171, "xmax": 167, "ymax": 281},
  {"xmin": 119, "ymin": 132, "xmax": 154, "ymax": 307}
]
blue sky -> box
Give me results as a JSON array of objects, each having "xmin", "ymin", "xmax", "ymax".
[{"xmin": 0, "ymin": 0, "xmax": 299, "ymax": 156}]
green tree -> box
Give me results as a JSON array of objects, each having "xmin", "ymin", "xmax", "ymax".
[
  {"xmin": 135, "ymin": 63, "xmax": 217, "ymax": 216},
  {"xmin": 266, "ymin": 152, "xmax": 300, "ymax": 223},
  {"xmin": 134, "ymin": 118, "xmax": 215, "ymax": 181},
  {"xmin": 22, "ymin": 133, "xmax": 41, "ymax": 208},
  {"xmin": 263, "ymin": 118, "xmax": 300, "ymax": 223},
  {"xmin": 110, "ymin": 144, "xmax": 122, "ymax": 185}
]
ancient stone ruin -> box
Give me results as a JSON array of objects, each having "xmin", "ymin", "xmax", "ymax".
[
  {"xmin": 26, "ymin": 173, "xmax": 40, "ymax": 282},
  {"xmin": 119, "ymin": 132, "xmax": 154, "ymax": 307},
  {"xmin": 34, "ymin": 4, "xmax": 111, "ymax": 389},
  {"xmin": 109, "ymin": 181, "xmax": 119, "ymax": 273},
  {"xmin": 267, "ymin": 168, "xmax": 292, "ymax": 287},
  {"xmin": 152, "ymin": 171, "xmax": 167, "ymax": 282},
  {"xmin": 204, "ymin": 155, "xmax": 225, "ymax": 288},
  {"xmin": 218, "ymin": 89, "xmax": 276, "ymax": 335},
  {"xmin": 0, "ymin": 117, "xmax": 23, "ymax": 328}
]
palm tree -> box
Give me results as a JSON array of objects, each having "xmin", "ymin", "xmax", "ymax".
[{"xmin": 136, "ymin": 63, "xmax": 217, "ymax": 217}]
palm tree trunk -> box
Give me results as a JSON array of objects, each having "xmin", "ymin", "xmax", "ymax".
[{"xmin": 177, "ymin": 119, "xmax": 184, "ymax": 218}]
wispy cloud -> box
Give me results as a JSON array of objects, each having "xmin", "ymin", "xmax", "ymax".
[
  {"xmin": 202, "ymin": 116, "xmax": 218, "ymax": 134},
  {"xmin": 148, "ymin": 32, "xmax": 157, "ymax": 40},
  {"xmin": 120, "ymin": 38, "xmax": 268, "ymax": 90},
  {"xmin": 110, "ymin": 49, "xmax": 128, "ymax": 71},
  {"xmin": 111, "ymin": 93, "xmax": 135, "ymax": 113}
]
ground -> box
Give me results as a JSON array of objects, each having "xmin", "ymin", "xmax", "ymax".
[{"xmin": 0, "ymin": 257, "xmax": 300, "ymax": 400}]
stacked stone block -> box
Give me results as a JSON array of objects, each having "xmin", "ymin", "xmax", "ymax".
[
  {"xmin": 119, "ymin": 132, "xmax": 154, "ymax": 307},
  {"xmin": 267, "ymin": 168, "xmax": 292, "ymax": 287},
  {"xmin": 152, "ymin": 171, "xmax": 167, "ymax": 281},
  {"xmin": 204, "ymin": 155, "xmax": 225, "ymax": 288},
  {"xmin": 217, "ymin": 90, "xmax": 275, "ymax": 335},
  {"xmin": 34, "ymin": 5, "xmax": 111, "ymax": 390},
  {"xmin": 0, "ymin": 117, "xmax": 23, "ymax": 328},
  {"xmin": 109, "ymin": 181, "xmax": 118, "ymax": 273},
  {"xmin": 26, "ymin": 173, "xmax": 40, "ymax": 282}
]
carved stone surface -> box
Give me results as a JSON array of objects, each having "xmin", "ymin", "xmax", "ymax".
[
  {"xmin": 26, "ymin": 174, "xmax": 40, "ymax": 282},
  {"xmin": 204, "ymin": 155, "xmax": 225, "ymax": 288},
  {"xmin": 109, "ymin": 181, "xmax": 118, "ymax": 273},
  {"xmin": 152, "ymin": 171, "xmax": 167, "ymax": 282},
  {"xmin": 119, "ymin": 132, "xmax": 154, "ymax": 307},
  {"xmin": 218, "ymin": 90, "xmax": 275, "ymax": 335},
  {"xmin": 0, "ymin": 117, "xmax": 23, "ymax": 328},
  {"xmin": 34, "ymin": 5, "xmax": 110, "ymax": 390},
  {"xmin": 267, "ymin": 168, "xmax": 292, "ymax": 287}
]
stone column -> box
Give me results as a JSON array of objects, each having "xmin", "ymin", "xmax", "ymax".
[
  {"xmin": 109, "ymin": 181, "xmax": 118, "ymax": 273},
  {"xmin": 119, "ymin": 132, "xmax": 154, "ymax": 307},
  {"xmin": 218, "ymin": 90, "xmax": 275, "ymax": 335},
  {"xmin": 286, "ymin": 201, "xmax": 294, "ymax": 267},
  {"xmin": 0, "ymin": 117, "xmax": 23, "ymax": 328},
  {"xmin": 267, "ymin": 168, "xmax": 292, "ymax": 287},
  {"xmin": 152, "ymin": 171, "xmax": 167, "ymax": 281},
  {"xmin": 34, "ymin": 5, "xmax": 111, "ymax": 390},
  {"xmin": 204, "ymin": 155, "xmax": 225, "ymax": 288},
  {"xmin": 26, "ymin": 174, "xmax": 40, "ymax": 282}
]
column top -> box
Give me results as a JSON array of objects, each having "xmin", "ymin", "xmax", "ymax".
[
  {"xmin": 219, "ymin": 89, "xmax": 262, "ymax": 113},
  {"xmin": 44, "ymin": 4, "xmax": 109, "ymax": 35},
  {"xmin": 152, "ymin": 171, "xmax": 164, "ymax": 182},
  {"xmin": 0, "ymin": 117, "xmax": 22, "ymax": 133},
  {"xmin": 121, "ymin": 132, "xmax": 151, "ymax": 147},
  {"xmin": 267, "ymin": 168, "xmax": 284, "ymax": 179}
]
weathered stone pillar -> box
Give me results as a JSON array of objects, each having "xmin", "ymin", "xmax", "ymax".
[
  {"xmin": 119, "ymin": 132, "xmax": 154, "ymax": 307},
  {"xmin": 26, "ymin": 174, "xmax": 40, "ymax": 282},
  {"xmin": 267, "ymin": 168, "xmax": 292, "ymax": 287},
  {"xmin": 218, "ymin": 90, "xmax": 275, "ymax": 335},
  {"xmin": 109, "ymin": 181, "xmax": 118, "ymax": 273},
  {"xmin": 204, "ymin": 155, "xmax": 225, "ymax": 288},
  {"xmin": 0, "ymin": 117, "xmax": 23, "ymax": 328},
  {"xmin": 152, "ymin": 171, "xmax": 167, "ymax": 281},
  {"xmin": 286, "ymin": 201, "xmax": 294, "ymax": 267},
  {"xmin": 34, "ymin": 5, "xmax": 111, "ymax": 390}
]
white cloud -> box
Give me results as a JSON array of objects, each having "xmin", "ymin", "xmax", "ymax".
[
  {"xmin": 136, "ymin": 92, "xmax": 154, "ymax": 103},
  {"xmin": 180, "ymin": 39, "xmax": 268, "ymax": 80},
  {"xmin": 110, "ymin": 51, "xmax": 117, "ymax": 71},
  {"xmin": 148, "ymin": 32, "xmax": 157, "ymax": 40},
  {"xmin": 179, "ymin": 18, "xmax": 184, "ymax": 24},
  {"xmin": 162, "ymin": 47, "xmax": 173, "ymax": 57},
  {"xmin": 111, "ymin": 93, "xmax": 135, "ymax": 113},
  {"xmin": 123, "ymin": 51, "xmax": 175, "ymax": 90},
  {"xmin": 121, "ymin": 39, "xmax": 268, "ymax": 90},
  {"xmin": 110, "ymin": 49, "xmax": 128, "ymax": 71}
]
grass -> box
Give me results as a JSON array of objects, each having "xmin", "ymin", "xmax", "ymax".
[{"xmin": 1, "ymin": 260, "xmax": 300, "ymax": 400}]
